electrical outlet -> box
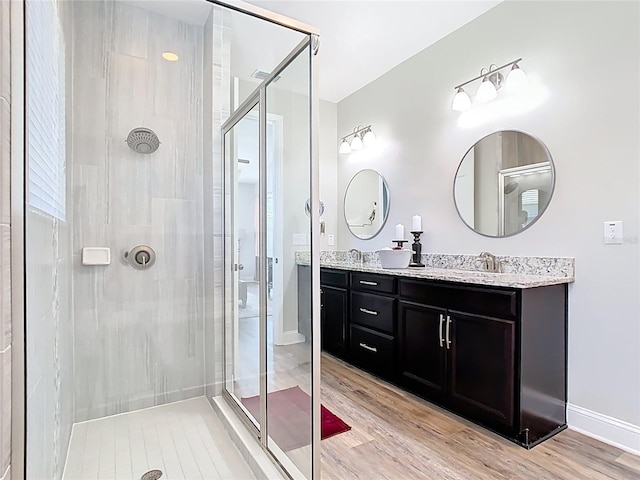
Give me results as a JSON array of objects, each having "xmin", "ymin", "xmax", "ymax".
[
  {"xmin": 327, "ymin": 235, "xmax": 335, "ymax": 246},
  {"xmin": 604, "ymin": 221, "xmax": 623, "ymax": 244}
]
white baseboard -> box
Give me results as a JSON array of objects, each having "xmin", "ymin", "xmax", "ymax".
[
  {"xmin": 568, "ymin": 404, "xmax": 640, "ymax": 455},
  {"xmin": 275, "ymin": 330, "xmax": 306, "ymax": 346}
]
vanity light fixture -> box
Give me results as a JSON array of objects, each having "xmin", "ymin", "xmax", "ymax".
[
  {"xmin": 452, "ymin": 58, "xmax": 528, "ymax": 111},
  {"xmin": 338, "ymin": 125, "xmax": 376, "ymax": 153}
]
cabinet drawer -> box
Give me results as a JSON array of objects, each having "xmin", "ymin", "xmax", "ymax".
[
  {"xmin": 399, "ymin": 279, "xmax": 517, "ymax": 320},
  {"xmin": 352, "ymin": 272, "xmax": 396, "ymax": 294},
  {"xmin": 321, "ymin": 268, "xmax": 349, "ymax": 288},
  {"xmin": 351, "ymin": 325, "xmax": 394, "ymax": 377},
  {"xmin": 351, "ymin": 292, "xmax": 395, "ymax": 334}
]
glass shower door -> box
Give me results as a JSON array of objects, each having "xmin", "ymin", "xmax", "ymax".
[
  {"xmin": 265, "ymin": 42, "xmax": 313, "ymax": 478},
  {"xmin": 223, "ymin": 37, "xmax": 317, "ymax": 480},
  {"xmin": 223, "ymin": 100, "xmax": 262, "ymax": 431}
]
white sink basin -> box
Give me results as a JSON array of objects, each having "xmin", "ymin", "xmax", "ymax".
[{"xmin": 377, "ymin": 249, "xmax": 412, "ymax": 269}]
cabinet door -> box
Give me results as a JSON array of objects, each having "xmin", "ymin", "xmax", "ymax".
[
  {"xmin": 321, "ymin": 286, "xmax": 349, "ymax": 358},
  {"xmin": 397, "ymin": 301, "xmax": 447, "ymax": 401},
  {"xmin": 448, "ymin": 311, "xmax": 516, "ymax": 431}
]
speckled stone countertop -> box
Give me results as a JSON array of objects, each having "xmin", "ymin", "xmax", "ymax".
[{"xmin": 296, "ymin": 251, "xmax": 575, "ymax": 289}]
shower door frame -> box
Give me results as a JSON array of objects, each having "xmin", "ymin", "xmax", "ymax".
[{"xmin": 220, "ymin": 34, "xmax": 321, "ymax": 479}]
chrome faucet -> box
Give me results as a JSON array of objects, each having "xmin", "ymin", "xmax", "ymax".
[
  {"xmin": 349, "ymin": 248, "xmax": 363, "ymax": 263},
  {"xmin": 478, "ymin": 251, "xmax": 500, "ymax": 273}
]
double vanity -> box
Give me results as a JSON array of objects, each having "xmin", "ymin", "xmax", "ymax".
[
  {"xmin": 298, "ymin": 129, "xmax": 573, "ymax": 447},
  {"xmin": 298, "ymin": 251, "xmax": 574, "ymax": 449}
]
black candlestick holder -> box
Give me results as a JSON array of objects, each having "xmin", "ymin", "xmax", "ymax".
[
  {"xmin": 392, "ymin": 239, "xmax": 408, "ymax": 249},
  {"xmin": 409, "ymin": 231, "xmax": 425, "ymax": 267}
]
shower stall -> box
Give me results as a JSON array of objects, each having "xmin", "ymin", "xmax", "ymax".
[{"xmin": 14, "ymin": 0, "xmax": 320, "ymax": 478}]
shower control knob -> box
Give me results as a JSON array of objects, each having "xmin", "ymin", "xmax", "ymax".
[
  {"xmin": 135, "ymin": 251, "xmax": 150, "ymax": 265},
  {"xmin": 125, "ymin": 245, "xmax": 156, "ymax": 270}
]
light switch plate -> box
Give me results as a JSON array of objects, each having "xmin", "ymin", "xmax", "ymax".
[
  {"xmin": 604, "ymin": 221, "xmax": 623, "ymax": 244},
  {"xmin": 327, "ymin": 235, "xmax": 335, "ymax": 246},
  {"xmin": 292, "ymin": 233, "xmax": 307, "ymax": 245}
]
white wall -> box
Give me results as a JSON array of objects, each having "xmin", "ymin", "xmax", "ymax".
[
  {"xmin": 0, "ymin": 2, "xmax": 12, "ymax": 478},
  {"xmin": 336, "ymin": 0, "xmax": 639, "ymax": 448},
  {"xmin": 237, "ymin": 182, "xmax": 257, "ymax": 280},
  {"xmin": 319, "ymin": 100, "xmax": 339, "ymax": 251}
]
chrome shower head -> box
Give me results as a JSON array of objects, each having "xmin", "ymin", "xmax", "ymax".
[{"xmin": 126, "ymin": 128, "xmax": 160, "ymax": 154}]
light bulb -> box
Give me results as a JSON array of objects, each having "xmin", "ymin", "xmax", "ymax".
[
  {"xmin": 451, "ymin": 87, "xmax": 471, "ymax": 111},
  {"xmin": 350, "ymin": 134, "xmax": 363, "ymax": 150},
  {"xmin": 476, "ymin": 76, "xmax": 498, "ymax": 102},
  {"xmin": 338, "ymin": 139, "xmax": 351, "ymax": 154},
  {"xmin": 506, "ymin": 64, "xmax": 529, "ymax": 91},
  {"xmin": 363, "ymin": 128, "xmax": 376, "ymax": 147},
  {"xmin": 162, "ymin": 52, "xmax": 179, "ymax": 62}
]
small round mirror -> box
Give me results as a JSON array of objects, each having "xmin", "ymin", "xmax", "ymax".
[
  {"xmin": 344, "ymin": 169, "xmax": 390, "ymax": 239},
  {"xmin": 453, "ymin": 130, "xmax": 555, "ymax": 237},
  {"xmin": 304, "ymin": 198, "xmax": 325, "ymax": 217}
]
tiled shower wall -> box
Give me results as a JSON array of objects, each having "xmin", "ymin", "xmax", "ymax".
[
  {"xmin": 204, "ymin": 6, "xmax": 231, "ymax": 400},
  {"xmin": 0, "ymin": 2, "xmax": 11, "ymax": 479},
  {"xmin": 25, "ymin": 2, "xmax": 75, "ymax": 477},
  {"xmin": 70, "ymin": 1, "xmax": 206, "ymax": 422}
]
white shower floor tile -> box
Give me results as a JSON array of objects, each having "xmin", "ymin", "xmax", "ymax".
[{"xmin": 63, "ymin": 397, "xmax": 256, "ymax": 480}]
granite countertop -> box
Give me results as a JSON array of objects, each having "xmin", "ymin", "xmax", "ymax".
[{"xmin": 317, "ymin": 261, "xmax": 572, "ymax": 289}]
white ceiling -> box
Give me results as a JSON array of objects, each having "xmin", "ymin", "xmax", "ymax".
[
  {"xmin": 122, "ymin": 0, "xmax": 502, "ymax": 102},
  {"xmin": 243, "ymin": 1, "xmax": 503, "ymax": 102}
]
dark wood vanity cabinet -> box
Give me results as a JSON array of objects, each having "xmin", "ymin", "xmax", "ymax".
[
  {"xmin": 318, "ymin": 267, "xmax": 567, "ymax": 448},
  {"xmin": 398, "ymin": 302, "xmax": 516, "ymax": 432},
  {"xmin": 320, "ymin": 269, "xmax": 349, "ymax": 358},
  {"xmin": 448, "ymin": 311, "xmax": 516, "ymax": 431},
  {"xmin": 349, "ymin": 272, "xmax": 397, "ymax": 380},
  {"xmin": 397, "ymin": 302, "xmax": 447, "ymax": 401}
]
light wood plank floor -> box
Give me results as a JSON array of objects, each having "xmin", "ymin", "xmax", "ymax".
[{"xmin": 320, "ymin": 353, "xmax": 640, "ymax": 480}]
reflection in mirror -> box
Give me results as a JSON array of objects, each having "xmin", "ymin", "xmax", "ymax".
[
  {"xmin": 344, "ymin": 169, "xmax": 390, "ymax": 239},
  {"xmin": 454, "ymin": 131, "xmax": 555, "ymax": 237},
  {"xmin": 304, "ymin": 198, "xmax": 325, "ymax": 217}
]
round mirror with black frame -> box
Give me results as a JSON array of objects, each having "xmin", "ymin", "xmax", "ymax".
[
  {"xmin": 344, "ymin": 169, "xmax": 390, "ymax": 240},
  {"xmin": 453, "ymin": 130, "xmax": 555, "ymax": 237}
]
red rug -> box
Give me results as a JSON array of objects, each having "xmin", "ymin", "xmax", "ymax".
[{"xmin": 241, "ymin": 386, "xmax": 351, "ymax": 451}]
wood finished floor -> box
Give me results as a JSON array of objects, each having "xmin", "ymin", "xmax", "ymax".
[{"xmin": 320, "ymin": 353, "xmax": 640, "ymax": 480}]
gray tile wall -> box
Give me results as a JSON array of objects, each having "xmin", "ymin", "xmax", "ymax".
[
  {"xmin": 69, "ymin": 1, "xmax": 206, "ymax": 422},
  {"xmin": 24, "ymin": 2, "xmax": 76, "ymax": 477},
  {"xmin": 25, "ymin": 211, "xmax": 73, "ymax": 480},
  {"xmin": 0, "ymin": 1, "xmax": 11, "ymax": 478},
  {"xmin": 204, "ymin": 6, "xmax": 231, "ymax": 401}
]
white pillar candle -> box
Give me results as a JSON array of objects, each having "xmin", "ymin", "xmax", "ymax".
[
  {"xmin": 395, "ymin": 223, "xmax": 405, "ymax": 239},
  {"xmin": 412, "ymin": 215, "xmax": 422, "ymax": 232}
]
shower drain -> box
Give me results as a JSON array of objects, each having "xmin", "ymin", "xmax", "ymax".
[{"xmin": 141, "ymin": 470, "xmax": 163, "ymax": 480}]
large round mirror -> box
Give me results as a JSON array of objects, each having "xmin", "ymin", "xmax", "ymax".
[
  {"xmin": 453, "ymin": 130, "xmax": 555, "ymax": 237},
  {"xmin": 344, "ymin": 169, "xmax": 390, "ymax": 239}
]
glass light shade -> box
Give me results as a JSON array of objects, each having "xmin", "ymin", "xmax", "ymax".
[
  {"xmin": 363, "ymin": 129, "xmax": 376, "ymax": 147},
  {"xmin": 451, "ymin": 87, "xmax": 472, "ymax": 111},
  {"xmin": 339, "ymin": 139, "xmax": 351, "ymax": 154},
  {"xmin": 350, "ymin": 134, "xmax": 363, "ymax": 150},
  {"xmin": 476, "ymin": 77, "xmax": 498, "ymax": 102},
  {"xmin": 506, "ymin": 64, "xmax": 529, "ymax": 91}
]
